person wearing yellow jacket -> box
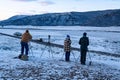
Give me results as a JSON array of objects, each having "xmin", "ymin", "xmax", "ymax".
[
  {"xmin": 19, "ymin": 30, "xmax": 32, "ymax": 58},
  {"xmin": 64, "ymin": 35, "xmax": 71, "ymax": 61}
]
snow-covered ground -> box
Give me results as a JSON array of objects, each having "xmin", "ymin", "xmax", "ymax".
[
  {"xmin": 0, "ymin": 26, "xmax": 120, "ymax": 80},
  {"xmin": 1, "ymin": 26, "xmax": 120, "ymax": 54}
]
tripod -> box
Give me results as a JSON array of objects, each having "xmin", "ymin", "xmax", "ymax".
[
  {"xmin": 60, "ymin": 50, "xmax": 78, "ymax": 62},
  {"xmin": 28, "ymin": 42, "xmax": 34, "ymax": 59},
  {"xmin": 88, "ymin": 51, "xmax": 92, "ymax": 65},
  {"xmin": 71, "ymin": 51, "xmax": 79, "ymax": 62},
  {"xmin": 40, "ymin": 35, "xmax": 54, "ymax": 59},
  {"xmin": 40, "ymin": 42, "xmax": 54, "ymax": 59}
]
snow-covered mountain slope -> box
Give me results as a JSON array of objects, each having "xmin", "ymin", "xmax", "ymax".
[{"xmin": 0, "ymin": 9, "xmax": 120, "ymax": 26}]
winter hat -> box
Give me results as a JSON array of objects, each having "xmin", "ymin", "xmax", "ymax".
[
  {"xmin": 83, "ymin": 32, "xmax": 87, "ymax": 36},
  {"xmin": 26, "ymin": 29, "xmax": 29, "ymax": 33},
  {"xmin": 66, "ymin": 35, "xmax": 70, "ymax": 38}
]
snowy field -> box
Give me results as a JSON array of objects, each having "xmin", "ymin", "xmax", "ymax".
[
  {"xmin": 1, "ymin": 26, "xmax": 120, "ymax": 54},
  {"xmin": 0, "ymin": 26, "xmax": 120, "ymax": 79}
]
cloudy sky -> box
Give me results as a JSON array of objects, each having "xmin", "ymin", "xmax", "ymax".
[{"xmin": 0, "ymin": 0, "xmax": 120, "ymax": 20}]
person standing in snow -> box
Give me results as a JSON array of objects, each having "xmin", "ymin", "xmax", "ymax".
[
  {"xmin": 19, "ymin": 30, "xmax": 32, "ymax": 59},
  {"xmin": 79, "ymin": 32, "xmax": 89, "ymax": 65},
  {"xmin": 64, "ymin": 35, "xmax": 71, "ymax": 61}
]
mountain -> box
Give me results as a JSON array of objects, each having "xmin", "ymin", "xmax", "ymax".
[
  {"xmin": 0, "ymin": 9, "xmax": 120, "ymax": 26},
  {"xmin": 0, "ymin": 15, "xmax": 29, "ymax": 26},
  {"xmin": 85, "ymin": 9, "xmax": 120, "ymax": 26},
  {"xmin": 7, "ymin": 15, "xmax": 28, "ymax": 21}
]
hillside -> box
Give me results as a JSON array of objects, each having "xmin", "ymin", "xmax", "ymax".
[
  {"xmin": 0, "ymin": 9, "xmax": 120, "ymax": 26},
  {"xmin": 86, "ymin": 10, "xmax": 120, "ymax": 26}
]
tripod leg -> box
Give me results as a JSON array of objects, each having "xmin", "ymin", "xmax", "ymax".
[
  {"xmin": 40, "ymin": 45, "xmax": 47, "ymax": 58},
  {"xmin": 48, "ymin": 45, "xmax": 51, "ymax": 58},
  {"xmin": 71, "ymin": 51, "xmax": 77, "ymax": 62},
  {"xmin": 88, "ymin": 52, "xmax": 92, "ymax": 65},
  {"xmin": 47, "ymin": 44, "xmax": 55, "ymax": 59},
  {"xmin": 50, "ymin": 46, "xmax": 54, "ymax": 59},
  {"xmin": 28, "ymin": 43, "xmax": 34, "ymax": 57},
  {"xmin": 60, "ymin": 51, "xmax": 65, "ymax": 60},
  {"xmin": 30, "ymin": 47, "xmax": 33, "ymax": 57}
]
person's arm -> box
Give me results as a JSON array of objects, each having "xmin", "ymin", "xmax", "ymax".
[
  {"xmin": 21, "ymin": 33, "xmax": 25, "ymax": 40},
  {"xmin": 64, "ymin": 40, "xmax": 66, "ymax": 52},
  {"xmin": 29, "ymin": 34, "xmax": 32, "ymax": 40},
  {"xmin": 79, "ymin": 38, "xmax": 81, "ymax": 45},
  {"xmin": 87, "ymin": 37, "xmax": 89, "ymax": 46},
  {"xmin": 69, "ymin": 39, "xmax": 71, "ymax": 45}
]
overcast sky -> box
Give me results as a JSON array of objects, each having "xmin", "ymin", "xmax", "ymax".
[{"xmin": 0, "ymin": 0, "xmax": 120, "ymax": 20}]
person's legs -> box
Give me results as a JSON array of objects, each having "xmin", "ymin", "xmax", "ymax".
[
  {"xmin": 82, "ymin": 51, "xmax": 87, "ymax": 64},
  {"xmin": 65, "ymin": 52, "xmax": 67, "ymax": 61},
  {"xmin": 80, "ymin": 50, "xmax": 86, "ymax": 64},
  {"xmin": 25, "ymin": 43, "xmax": 29, "ymax": 55},
  {"xmin": 66, "ymin": 52, "xmax": 70, "ymax": 61},
  {"xmin": 21, "ymin": 42, "xmax": 24, "ymax": 55},
  {"xmin": 67, "ymin": 52, "xmax": 70, "ymax": 61},
  {"xmin": 68, "ymin": 52, "xmax": 70, "ymax": 61},
  {"xmin": 80, "ymin": 50, "xmax": 83, "ymax": 64},
  {"xmin": 19, "ymin": 42, "xmax": 25, "ymax": 58}
]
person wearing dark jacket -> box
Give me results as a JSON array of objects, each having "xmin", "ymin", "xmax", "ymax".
[
  {"xmin": 79, "ymin": 32, "xmax": 89, "ymax": 65},
  {"xmin": 64, "ymin": 35, "xmax": 71, "ymax": 61},
  {"xmin": 19, "ymin": 30, "xmax": 32, "ymax": 59}
]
